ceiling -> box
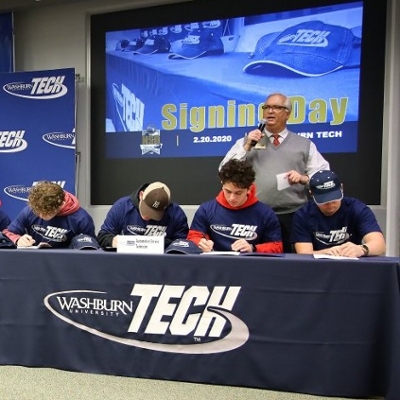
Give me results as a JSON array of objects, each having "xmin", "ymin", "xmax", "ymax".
[{"xmin": 0, "ymin": 0, "xmax": 88, "ymax": 12}]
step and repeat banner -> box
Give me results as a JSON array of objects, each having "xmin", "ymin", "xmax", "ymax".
[{"xmin": 0, "ymin": 68, "xmax": 76, "ymax": 219}]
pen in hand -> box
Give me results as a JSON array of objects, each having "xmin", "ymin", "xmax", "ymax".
[
  {"xmin": 198, "ymin": 234, "xmax": 214, "ymax": 252},
  {"xmin": 17, "ymin": 233, "xmax": 36, "ymax": 247}
]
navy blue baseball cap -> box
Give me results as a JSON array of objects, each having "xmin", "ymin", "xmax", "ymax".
[
  {"xmin": 310, "ymin": 170, "xmax": 343, "ymax": 205},
  {"xmin": 243, "ymin": 21, "xmax": 361, "ymax": 77},
  {"xmin": 165, "ymin": 239, "xmax": 203, "ymax": 254},
  {"xmin": 0, "ymin": 232, "xmax": 17, "ymax": 249},
  {"xmin": 168, "ymin": 29, "xmax": 224, "ymax": 60},
  {"xmin": 123, "ymin": 38, "xmax": 144, "ymax": 52},
  {"xmin": 71, "ymin": 234, "xmax": 101, "ymax": 250},
  {"xmin": 133, "ymin": 35, "xmax": 170, "ymax": 55}
]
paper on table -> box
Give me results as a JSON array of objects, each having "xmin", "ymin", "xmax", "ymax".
[
  {"xmin": 276, "ymin": 173, "xmax": 291, "ymax": 191},
  {"xmin": 200, "ymin": 251, "xmax": 240, "ymax": 256},
  {"xmin": 17, "ymin": 242, "xmax": 52, "ymax": 249},
  {"xmin": 313, "ymin": 254, "xmax": 359, "ymax": 260}
]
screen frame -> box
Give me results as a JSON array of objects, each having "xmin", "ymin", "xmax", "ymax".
[{"xmin": 90, "ymin": 0, "xmax": 387, "ymax": 206}]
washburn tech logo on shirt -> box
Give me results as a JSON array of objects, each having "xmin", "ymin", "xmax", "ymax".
[{"xmin": 210, "ymin": 224, "xmax": 258, "ymax": 240}]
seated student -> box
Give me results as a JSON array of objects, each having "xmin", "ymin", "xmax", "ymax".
[
  {"xmin": 0, "ymin": 200, "xmax": 11, "ymax": 231},
  {"xmin": 4, "ymin": 181, "xmax": 96, "ymax": 248},
  {"xmin": 96, "ymin": 181, "xmax": 189, "ymax": 250},
  {"xmin": 187, "ymin": 159, "xmax": 283, "ymax": 253},
  {"xmin": 291, "ymin": 170, "xmax": 386, "ymax": 257}
]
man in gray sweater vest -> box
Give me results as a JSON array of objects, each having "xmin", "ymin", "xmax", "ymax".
[{"xmin": 220, "ymin": 93, "xmax": 329, "ymax": 253}]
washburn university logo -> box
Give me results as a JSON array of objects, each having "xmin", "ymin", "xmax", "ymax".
[
  {"xmin": 44, "ymin": 284, "xmax": 249, "ymax": 354},
  {"xmin": 0, "ymin": 130, "xmax": 28, "ymax": 153},
  {"xmin": 111, "ymin": 83, "xmax": 145, "ymax": 132},
  {"xmin": 210, "ymin": 224, "xmax": 258, "ymax": 240},
  {"xmin": 3, "ymin": 75, "xmax": 68, "ymax": 99},
  {"xmin": 42, "ymin": 131, "xmax": 75, "ymax": 149},
  {"xmin": 4, "ymin": 181, "xmax": 66, "ymax": 201}
]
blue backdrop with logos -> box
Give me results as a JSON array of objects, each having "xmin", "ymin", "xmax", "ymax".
[{"xmin": 0, "ymin": 68, "xmax": 76, "ymax": 219}]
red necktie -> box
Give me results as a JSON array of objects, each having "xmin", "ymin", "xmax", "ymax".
[{"xmin": 273, "ymin": 135, "xmax": 280, "ymax": 146}]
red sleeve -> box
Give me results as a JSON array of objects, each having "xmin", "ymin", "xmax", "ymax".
[
  {"xmin": 187, "ymin": 229, "xmax": 209, "ymax": 246},
  {"xmin": 255, "ymin": 241, "xmax": 283, "ymax": 253},
  {"xmin": 2, "ymin": 229, "xmax": 21, "ymax": 244}
]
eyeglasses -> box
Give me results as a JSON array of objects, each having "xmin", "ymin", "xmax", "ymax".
[{"xmin": 261, "ymin": 105, "xmax": 288, "ymax": 112}]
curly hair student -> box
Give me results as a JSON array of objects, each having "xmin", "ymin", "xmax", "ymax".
[{"xmin": 3, "ymin": 181, "xmax": 95, "ymax": 248}]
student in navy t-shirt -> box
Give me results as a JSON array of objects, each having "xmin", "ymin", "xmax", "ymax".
[
  {"xmin": 188, "ymin": 159, "xmax": 282, "ymax": 253},
  {"xmin": 291, "ymin": 170, "xmax": 386, "ymax": 257},
  {"xmin": 96, "ymin": 181, "xmax": 189, "ymax": 250},
  {"xmin": 4, "ymin": 181, "xmax": 95, "ymax": 248}
]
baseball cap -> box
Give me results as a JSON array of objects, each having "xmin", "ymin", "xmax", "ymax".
[
  {"xmin": 139, "ymin": 182, "xmax": 171, "ymax": 221},
  {"xmin": 71, "ymin": 234, "xmax": 101, "ymax": 250},
  {"xmin": 0, "ymin": 232, "xmax": 17, "ymax": 249},
  {"xmin": 133, "ymin": 35, "xmax": 170, "ymax": 55},
  {"xmin": 115, "ymin": 39, "xmax": 130, "ymax": 51},
  {"xmin": 310, "ymin": 170, "xmax": 343, "ymax": 205},
  {"xmin": 165, "ymin": 239, "xmax": 202, "ymax": 254},
  {"xmin": 123, "ymin": 38, "xmax": 145, "ymax": 52},
  {"xmin": 168, "ymin": 29, "xmax": 224, "ymax": 60},
  {"xmin": 243, "ymin": 21, "xmax": 361, "ymax": 77}
]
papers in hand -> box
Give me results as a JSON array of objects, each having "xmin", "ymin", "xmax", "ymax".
[{"xmin": 276, "ymin": 172, "xmax": 291, "ymax": 191}]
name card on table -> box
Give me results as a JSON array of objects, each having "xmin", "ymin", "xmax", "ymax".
[{"xmin": 117, "ymin": 235, "xmax": 164, "ymax": 254}]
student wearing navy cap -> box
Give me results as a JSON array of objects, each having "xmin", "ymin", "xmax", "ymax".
[{"xmin": 291, "ymin": 170, "xmax": 386, "ymax": 257}]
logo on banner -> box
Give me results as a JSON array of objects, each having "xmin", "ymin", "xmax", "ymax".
[
  {"xmin": 111, "ymin": 83, "xmax": 145, "ymax": 132},
  {"xmin": 140, "ymin": 125, "xmax": 163, "ymax": 155},
  {"xmin": 3, "ymin": 75, "xmax": 68, "ymax": 99},
  {"xmin": 44, "ymin": 284, "xmax": 249, "ymax": 354},
  {"xmin": 4, "ymin": 181, "xmax": 66, "ymax": 201},
  {"xmin": 42, "ymin": 131, "xmax": 75, "ymax": 149},
  {"xmin": 0, "ymin": 130, "xmax": 28, "ymax": 152}
]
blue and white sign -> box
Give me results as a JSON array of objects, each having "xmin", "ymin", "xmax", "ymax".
[{"xmin": 0, "ymin": 68, "xmax": 76, "ymax": 219}]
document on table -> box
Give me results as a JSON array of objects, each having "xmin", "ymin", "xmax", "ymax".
[
  {"xmin": 200, "ymin": 251, "xmax": 240, "ymax": 256},
  {"xmin": 313, "ymin": 254, "xmax": 359, "ymax": 260},
  {"xmin": 17, "ymin": 242, "xmax": 52, "ymax": 249}
]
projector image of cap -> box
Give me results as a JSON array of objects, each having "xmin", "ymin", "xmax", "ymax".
[
  {"xmin": 310, "ymin": 170, "xmax": 343, "ymax": 205},
  {"xmin": 133, "ymin": 35, "xmax": 170, "ymax": 55},
  {"xmin": 243, "ymin": 20, "xmax": 361, "ymax": 77},
  {"xmin": 115, "ymin": 39, "xmax": 130, "ymax": 51},
  {"xmin": 123, "ymin": 38, "xmax": 144, "ymax": 52},
  {"xmin": 168, "ymin": 29, "xmax": 224, "ymax": 60},
  {"xmin": 165, "ymin": 239, "xmax": 203, "ymax": 254}
]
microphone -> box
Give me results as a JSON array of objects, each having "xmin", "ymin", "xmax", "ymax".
[{"xmin": 251, "ymin": 119, "xmax": 266, "ymax": 147}]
